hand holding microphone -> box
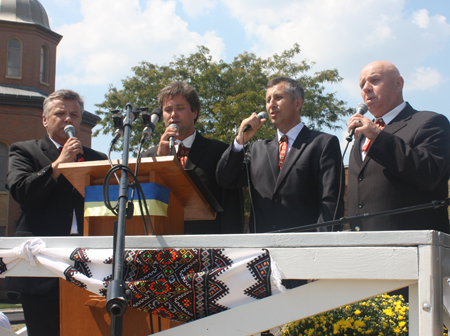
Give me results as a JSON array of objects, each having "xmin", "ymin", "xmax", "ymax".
[
  {"xmin": 63, "ymin": 125, "xmax": 84, "ymax": 162},
  {"xmin": 346, "ymin": 103, "xmax": 368, "ymax": 142},
  {"xmin": 237, "ymin": 111, "xmax": 267, "ymax": 145},
  {"xmin": 156, "ymin": 123, "xmax": 180, "ymax": 156}
]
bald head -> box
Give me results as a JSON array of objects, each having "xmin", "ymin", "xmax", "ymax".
[{"xmin": 359, "ymin": 61, "xmax": 404, "ymax": 118}]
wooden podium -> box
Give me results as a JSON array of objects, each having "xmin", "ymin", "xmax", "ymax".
[{"xmin": 57, "ymin": 156, "xmax": 217, "ymax": 335}]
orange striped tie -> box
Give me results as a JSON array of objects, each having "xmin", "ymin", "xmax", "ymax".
[
  {"xmin": 278, "ymin": 135, "xmax": 288, "ymax": 169},
  {"xmin": 177, "ymin": 143, "xmax": 190, "ymax": 167},
  {"xmin": 362, "ymin": 118, "xmax": 385, "ymax": 152}
]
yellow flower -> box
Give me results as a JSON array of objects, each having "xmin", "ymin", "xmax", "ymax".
[
  {"xmin": 354, "ymin": 309, "xmax": 362, "ymax": 316},
  {"xmin": 383, "ymin": 308, "xmax": 393, "ymax": 316},
  {"xmin": 399, "ymin": 321, "xmax": 406, "ymax": 327},
  {"xmin": 354, "ymin": 320, "xmax": 366, "ymax": 328}
]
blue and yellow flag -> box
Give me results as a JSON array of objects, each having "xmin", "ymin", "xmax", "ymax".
[{"xmin": 84, "ymin": 183, "xmax": 170, "ymax": 217}]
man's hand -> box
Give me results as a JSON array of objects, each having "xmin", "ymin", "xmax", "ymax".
[
  {"xmin": 156, "ymin": 125, "xmax": 179, "ymax": 156},
  {"xmin": 236, "ymin": 113, "xmax": 266, "ymax": 145},
  {"xmin": 348, "ymin": 113, "xmax": 382, "ymax": 141},
  {"xmin": 51, "ymin": 137, "xmax": 83, "ymax": 180}
]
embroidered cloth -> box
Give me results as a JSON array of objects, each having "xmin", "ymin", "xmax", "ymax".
[{"xmin": 0, "ymin": 239, "xmax": 285, "ymax": 323}]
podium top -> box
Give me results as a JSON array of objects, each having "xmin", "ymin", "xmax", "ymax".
[{"xmin": 58, "ymin": 156, "xmax": 215, "ymax": 220}]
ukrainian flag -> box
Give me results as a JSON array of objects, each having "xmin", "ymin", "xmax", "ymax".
[{"xmin": 84, "ymin": 183, "xmax": 170, "ymax": 217}]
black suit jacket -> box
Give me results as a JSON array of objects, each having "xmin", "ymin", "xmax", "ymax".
[
  {"xmin": 142, "ymin": 133, "xmax": 244, "ymax": 234},
  {"xmin": 347, "ymin": 103, "xmax": 450, "ymax": 232},
  {"xmin": 5, "ymin": 135, "xmax": 107, "ymax": 294},
  {"xmin": 216, "ymin": 126, "xmax": 344, "ymax": 233}
]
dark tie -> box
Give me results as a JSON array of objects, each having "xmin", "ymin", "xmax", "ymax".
[
  {"xmin": 362, "ymin": 118, "xmax": 385, "ymax": 152},
  {"xmin": 278, "ymin": 135, "xmax": 288, "ymax": 169},
  {"xmin": 177, "ymin": 143, "xmax": 190, "ymax": 167}
]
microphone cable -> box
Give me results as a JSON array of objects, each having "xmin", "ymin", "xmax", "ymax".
[
  {"xmin": 242, "ymin": 129, "xmax": 258, "ymax": 234},
  {"xmin": 332, "ymin": 125, "xmax": 355, "ymax": 224},
  {"xmin": 103, "ymin": 164, "xmax": 155, "ymax": 236}
]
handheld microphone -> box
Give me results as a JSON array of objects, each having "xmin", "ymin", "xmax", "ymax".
[
  {"xmin": 140, "ymin": 108, "xmax": 162, "ymax": 144},
  {"xmin": 64, "ymin": 125, "xmax": 76, "ymax": 138},
  {"xmin": 243, "ymin": 111, "xmax": 268, "ymax": 132},
  {"xmin": 346, "ymin": 103, "xmax": 368, "ymax": 142},
  {"xmin": 168, "ymin": 123, "xmax": 179, "ymax": 152},
  {"xmin": 63, "ymin": 125, "xmax": 84, "ymax": 162}
]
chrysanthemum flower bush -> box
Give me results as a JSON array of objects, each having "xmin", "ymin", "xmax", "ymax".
[{"xmin": 281, "ymin": 294, "xmax": 449, "ymax": 336}]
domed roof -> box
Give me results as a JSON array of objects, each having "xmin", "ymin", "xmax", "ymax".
[{"xmin": 0, "ymin": 0, "xmax": 50, "ymax": 30}]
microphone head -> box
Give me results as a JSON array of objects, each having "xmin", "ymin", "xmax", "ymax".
[
  {"xmin": 168, "ymin": 123, "xmax": 179, "ymax": 132},
  {"xmin": 355, "ymin": 103, "xmax": 368, "ymax": 115},
  {"xmin": 257, "ymin": 111, "xmax": 268, "ymax": 119},
  {"xmin": 64, "ymin": 125, "xmax": 76, "ymax": 138}
]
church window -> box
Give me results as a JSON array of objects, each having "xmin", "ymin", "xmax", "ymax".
[{"xmin": 7, "ymin": 38, "xmax": 22, "ymax": 78}]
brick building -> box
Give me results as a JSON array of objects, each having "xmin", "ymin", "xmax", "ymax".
[{"xmin": 0, "ymin": 0, "xmax": 100, "ymax": 237}]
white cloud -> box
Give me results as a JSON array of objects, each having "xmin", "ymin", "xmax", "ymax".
[
  {"xmin": 179, "ymin": 0, "xmax": 218, "ymax": 18},
  {"xmin": 412, "ymin": 9, "xmax": 430, "ymax": 29},
  {"xmin": 405, "ymin": 67, "xmax": 447, "ymax": 91},
  {"xmin": 216, "ymin": 0, "xmax": 450, "ymax": 104},
  {"xmin": 55, "ymin": 0, "xmax": 225, "ymax": 87}
]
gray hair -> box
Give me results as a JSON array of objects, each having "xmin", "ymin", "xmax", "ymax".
[
  {"xmin": 267, "ymin": 77, "xmax": 305, "ymax": 102},
  {"xmin": 43, "ymin": 89, "xmax": 84, "ymax": 118}
]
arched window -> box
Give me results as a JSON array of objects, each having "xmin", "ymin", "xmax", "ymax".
[
  {"xmin": 40, "ymin": 45, "xmax": 49, "ymax": 84},
  {"xmin": 7, "ymin": 38, "xmax": 22, "ymax": 78}
]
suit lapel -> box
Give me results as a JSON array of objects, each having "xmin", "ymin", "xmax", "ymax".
[
  {"xmin": 273, "ymin": 127, "xmax": 310, "ymax": 193},
  {"xmin": 266, "ymin": 137, "xmax": 280, "ymax": 183},
  {"xmin": 40, "ymin": 135, "xmax": 60, "ymax": 162},
  {"xmin": 184, "ymin": 133, "xmax": 207, "ymax": 170},
  {"xmin": 357, "ymin": 103, "xmax": 412, "ymax": 171}
]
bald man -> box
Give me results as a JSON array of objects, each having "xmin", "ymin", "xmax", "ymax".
[{"xmin": 347, "ymin": 61, "xmax": 450, "ymax": 232}]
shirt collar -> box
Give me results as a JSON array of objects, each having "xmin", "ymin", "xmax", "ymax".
[
  {"xmin": 49, "ymin": 136, "xmax": 63, "ymax": 149},
  {"xmin": 378, "ymin": 101, "xmax": 406, "ymax": 125},
  {"xmin": 176, "ymin": 130, "xmax": 196, "ymax": 148},
  {"xmin": 277, "ymin": 122, "xmax": 304, "ymax": 143}
]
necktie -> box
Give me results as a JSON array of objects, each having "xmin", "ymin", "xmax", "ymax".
[
  {"xmin": 362, "ymin": 118, "xmax": 385, "ymax": 152},
  {"xmin": 177, "ymin": 143, "xmax": 190, "ymax": 167},
  {"xmin": 278, "ymin": 135, "xmax": 288, "ymax": 169}
]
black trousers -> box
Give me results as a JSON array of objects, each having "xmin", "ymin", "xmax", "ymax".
[{"xmin": 21, "ymin": 280, "xmax": 60, "ymax": 336}]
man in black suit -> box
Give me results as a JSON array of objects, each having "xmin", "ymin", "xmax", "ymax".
[
  {"xmin": 347, "ymin": 61, "xmax": 450, "ymax": 233},
  {"xmin": 216, "ymin": 77, "xmax": 344, "ymax": 233},
  {"xmin": 5, "ymin": 89, "xmax": 107, "ymax": 335},
  {"xmin": 141, "ymin": 81, "xmax": 244, "ymax": 234}
]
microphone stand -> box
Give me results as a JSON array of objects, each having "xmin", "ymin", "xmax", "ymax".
[
  {"xmin": 269, "ymin": 198, "xmax": 450, "ymax": 233},
  {"xmin": 106, "ymin": 103, "xmax": 133, "ymax": 336}
]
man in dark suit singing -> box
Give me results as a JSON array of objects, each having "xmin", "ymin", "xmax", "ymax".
[
  {"xmin": 141, "ymin": 81, "xmax": 244, "ymax": 234},
  {"xmin": 216, "ymin": 77, "xmax": 344, "ymax": 233},
  {"xmin": 5, "ymin": 89, "xmax": 107, "ymax": 335},
  {"xmin": 347, "ymin": 61, "xmax": 450, "ymax": 233}
]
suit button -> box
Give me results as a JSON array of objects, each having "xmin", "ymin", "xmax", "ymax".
[
  {"xmin": 358, "ymin": 203, "xmax": 363, "ymax": 209},
  {"xmin": 272, "ymin": 225, "xmax": 277, "ymax": 230},
  {"xmin": 358, "ymin": 175, "xmax": 363, "ymax": 181}
]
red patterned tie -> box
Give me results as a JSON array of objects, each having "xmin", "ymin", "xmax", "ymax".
[
  {"xmin": 278, "ymin": 135, "xmax": 288, "ymax": 169},
  {"xmin": 177, "ymin": 143, "xmax": 190, "ymax": 167},
  {"xmin": 362, "ymin": 118, "xmax": 385, "ymax": 152}
]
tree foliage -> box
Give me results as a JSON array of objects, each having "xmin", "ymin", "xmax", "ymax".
[{"xmin": 94, "ymin": 44, "xmax": 352, "ymax": 155}]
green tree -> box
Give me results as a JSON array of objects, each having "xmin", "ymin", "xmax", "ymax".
[{"xmin": 94, "ymin": 44, "xmax": 352, "ymax": 156}]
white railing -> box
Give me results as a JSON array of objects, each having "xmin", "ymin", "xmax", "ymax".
[{"xmin": 1, "ymin": 230, "xmax": 449, "ymax": 335}]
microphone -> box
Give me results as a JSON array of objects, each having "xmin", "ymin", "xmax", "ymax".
[
  {"xmin": 168, "ymin": 123, "xmax": 179, "ymax": 152},
  {"xmin": 243, "ymin": 112, "xmax": 268, "ymax": 133},
  {"xmin": 346, "ymin": 103, "xmax": 368, "ymax": 142},
  {"xmin": 110, "ymin": 128, "xmax": 123, "ymax": 146},
  {"xmin": 64, "ymin": 124, "xmax": 76, "ymax": 138},
  {"xmin": 63, "ymin": 125, "xmax": 84, "ymax": 162},
  {"xmin": 140, "ymin": 108, "xmax": 162, "ymax": 144}
]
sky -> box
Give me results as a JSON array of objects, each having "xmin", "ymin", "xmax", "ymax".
[{"xmin": 38, "ymin": 0, "xmax": 450, "ymax": 162}]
